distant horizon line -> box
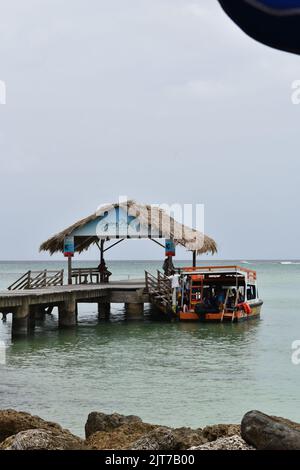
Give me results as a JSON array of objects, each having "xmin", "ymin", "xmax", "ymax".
[{"xmin": 0, "ymin": 259, "xmax": 299, "ymax": 262}]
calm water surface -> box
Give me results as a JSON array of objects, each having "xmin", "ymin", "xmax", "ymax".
[{"xmin": 0, "ymin": 260, "xmax": 300, "ymax": 437}]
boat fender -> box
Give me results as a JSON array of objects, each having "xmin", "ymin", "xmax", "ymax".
[{"xmin": 238, "ymin": 302, "xmax": 252, "ymax": 314}]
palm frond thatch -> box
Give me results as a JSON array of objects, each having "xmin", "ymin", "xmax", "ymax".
[{"xmin": 40, "ymin": 200, "xmax": 217, "ymax": 256}]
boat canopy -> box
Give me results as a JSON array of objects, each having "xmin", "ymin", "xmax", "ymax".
[{"xmin": 179, "ymin": 266, "xmax": 257, "ymax": 284}]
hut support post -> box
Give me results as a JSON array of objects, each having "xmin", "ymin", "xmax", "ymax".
[
  {"xmin": 125, "ymin": 303, "xmax": 144, "ymax": 319},
  {"xmin": 100, "ymin": 239, "xmax": 104, "ymax": 264},
  {"xmin": 193, "ymin": 251, "xmax": 197, "ymax": 268},
  {"xmin": 67, "ymin": 256, "xmax": 72, "ymax": 285},
  {"xmin": 98, "ymin": 301, "xmax": 110, "ymax": 320},
  {"xmin": 12, "ymin": 300, "xmax": 30, "ymax": 336},
  {"xmin": 58, "ymin": 296, "xmax": 77, "ymax": 328}
]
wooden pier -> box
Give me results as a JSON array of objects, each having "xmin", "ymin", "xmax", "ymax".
[
  {"xmin": 0, "ymin": 199, "xmax": 220, "ymax": 339},
  {"xmin": 0, "ymin": 279, "xmax": 148, "ymax": 337}
]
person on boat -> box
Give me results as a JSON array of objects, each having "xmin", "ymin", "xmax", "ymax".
[
  {"xmin": 213, "ymin": 288, "xmax": 225, "ymax": 310},
  {"xmin": 202, "ymin": 296, "xmax": 211, "ymax": 312},
  {"xmin": 208, "ymin": 289, "xmax": 218, "ymax": 311},
  {"xmin": 182, "ymin": 294, "xmax": 189, "ymax": 312},
  {"xmin": 177, "ymin": 290, "xmax": 182, "ymax": 310},
  {"xmin": 227, "ymin": 289, "xmax": 236, "ymax": 308},
  {"xmin": 183, "ymin": 275, "xmax": 190, "ymax": 300},
  {"xmin": 169, "ymin": 272, "xmax": 180, "ymax": 290},
  {"xmin": 202, "ymin": 291, "xmax": 218, "ymax": 313},
  {"xmin": 168, "ymin": 272, "xmax": 180, "ymax": 312},
  {"xmin": 215, "ymin": 288, "xmax": 225, "ymax": 305}
]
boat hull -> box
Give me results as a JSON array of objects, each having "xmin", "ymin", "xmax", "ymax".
[{"xmin": 178, "ymin": 301, "xmax": 263, "ymax": 322}]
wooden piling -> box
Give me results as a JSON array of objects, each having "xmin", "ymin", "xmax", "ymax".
[
  {"xmin": 98, "ymin": 302, "xmax": 110, "ymax": 320},
  {"xmin": 32, "ymin": 305, "xmax": 46, "ymax": 321},
  {"xmin": 29, "ymin": 307, "xmax": 36, "ymax": 331},
  {"xmin": 58, "ymin": 296, "xmax": 77, "ymax": 328},
  {"xmin": 125, "ymin": 302, "xmax": 144, "ymax": 319},
  {"xmin": 12, "ymin": 300, "xmax": 30, "ymax": 336}
]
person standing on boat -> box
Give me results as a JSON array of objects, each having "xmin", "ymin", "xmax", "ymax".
[
  {"xmin": 169, "ymin": 272, "xmax": 180, "ymax": 312},
  {"xmin": 215, "ymin": 288, "xmax": 225, "ymax": 310}
]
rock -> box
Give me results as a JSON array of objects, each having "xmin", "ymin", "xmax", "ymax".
[
  {"xmin": 190, "ymin": 434, "xmax": 255, "ymax": 450},
  {"xmin": 0, "ymin": 409, "xmax": 82, "ymax": 447},
  {"xmin": 84, "ymin": 412, "xmax": 239, "ymax": 450},
  {"xmin": 129, "ymin": 423, "xmax": 239, "ymax": 450},
  {"xmin": 86, "ymin": 423, "xmax": 207, "ymax": 450},
  {"xmin": 172, "ymin": 427, "xmax": 207, "ymax": 449},
  {"xmin": 85, "ymin": 412, "xmax": 142, "ymax": 438},
  {"xmin": 202, "ymin": 423, "xmax": 240, "ymax": 442},
  {"xmin": 130, "ymin": 427, "xmax": 180, "ymax": 450},
  {"xmin": 241, "ymin": 410, "xmax": 300, "ymax": 450},
  {"xmin": 86, "ymin": 422, "xmax": 156, "ymax": 450},
  {"xmin": 271, "ymin": 415, "xmax": 300, "ymax": 432},
  {"xmin": 0, "ymin": 429, "xmax": 86, "ymax": 450}
]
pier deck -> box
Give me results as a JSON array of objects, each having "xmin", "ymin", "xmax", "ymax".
[{"xmin": 0, "ymin": 280, "xmax": 148, "ymax": 337}]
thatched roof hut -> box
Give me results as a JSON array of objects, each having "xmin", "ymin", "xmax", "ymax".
[{"xmin": 40, "ymin": 200, "xmax": 217, "ymax": 256}]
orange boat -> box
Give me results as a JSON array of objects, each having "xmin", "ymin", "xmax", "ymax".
[{"xmin": 177, "ymin": 265, "xmax": 263, "ymax": 322}]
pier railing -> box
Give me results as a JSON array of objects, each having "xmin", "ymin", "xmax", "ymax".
[
  {"xmin": 8, "ymin": 269, "xmax": 64, "ymax": 291},
  {"xmin": 71, "ymin": 267, "xmax": 100, "ymax": 284}
]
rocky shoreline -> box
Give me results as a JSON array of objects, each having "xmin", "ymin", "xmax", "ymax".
[{"xmin": 0, "ymin": 409, "xmax": 299, "ymax": 450}]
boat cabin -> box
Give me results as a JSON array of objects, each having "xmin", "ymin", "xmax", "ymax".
[{"xmin": 177, "ymin": 265, "xmax": 263, "ymax": 322}]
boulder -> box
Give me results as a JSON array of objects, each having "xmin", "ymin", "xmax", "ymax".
[
  {"xmin": 86, "ymin": 422, "xmax": 156, "ymax": 450},
  {"xmin": 202, "ymin": 423, "xmax": 240, "ymax": 442},
  {"xmin": 241, "ymin": 410, "xmax": 300, "ymax": 450},
  {"xmin": 85, "ymin": 412, "xmax": 142, "ymax": 438},
  {"xmin": 0, "ymin": 409, "xmax": 82, "ymax": 445},
  {"xmin": 271, "ymin": 415, "xmax": 300, "ymax": 432},
  {"xmin": 86, "ymin": 423, "xmax": 208, "ymax": 450},
  {"xmin": 172, "ymin": 427, "xmax": 207, "ymax": 449},
  {"xmin": 130, "ymin": 427, "xmax": 180, "ymax": 450},
  {"xmin": 190, "ymin": 434, "xmax": 255, "ymax": 450},
  {"xmin": 0, "ymin": 429, "xmax": 86, "ymax": 450},
  {"xmin": 84, "ymin": 411, "xmax": 240, "ymax": 450}
]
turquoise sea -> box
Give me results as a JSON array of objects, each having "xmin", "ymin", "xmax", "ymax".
[{"xmin": 0, "ymin": 259, "xmax": 300, "ymax": 437}]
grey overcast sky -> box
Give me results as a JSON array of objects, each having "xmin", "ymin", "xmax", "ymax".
[{"xmin": 0, "ymin": 0, "xmax": 299, "ymax": 260}]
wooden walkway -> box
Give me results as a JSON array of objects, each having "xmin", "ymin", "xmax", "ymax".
[
  {"xmin": 0, "ymin": 280, "xmax": 146, "ymax": 307},
  {"xmin": 0, "ymin": 280, "xmax": 148, "ymax": 337}
]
